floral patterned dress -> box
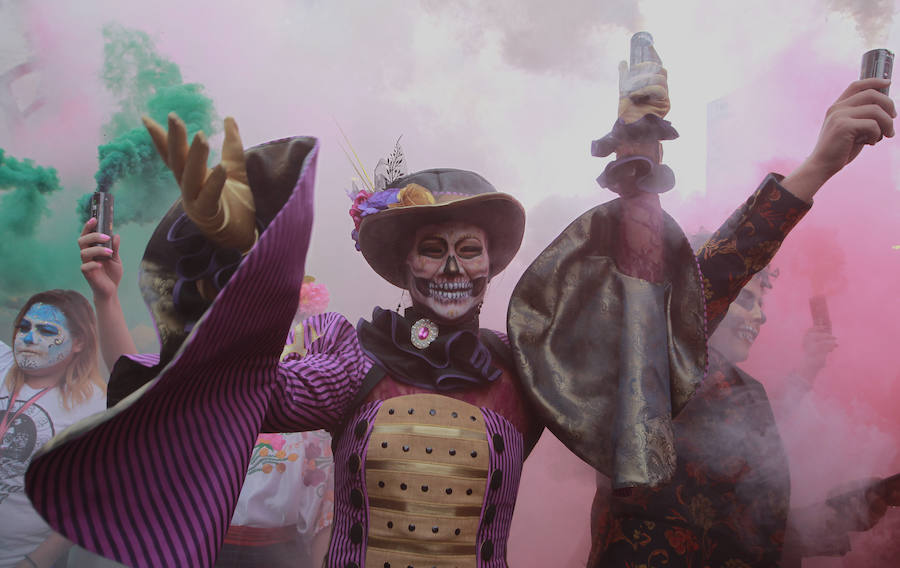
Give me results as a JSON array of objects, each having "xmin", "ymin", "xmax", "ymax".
[{"xmin": 590, "ymin": 349, "xmax": 791, "ymax": 567}]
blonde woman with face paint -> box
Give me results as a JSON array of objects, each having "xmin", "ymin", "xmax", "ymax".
[{"xmin": 1, "ymin": 290, "xmax": 106, "ymax": 568}]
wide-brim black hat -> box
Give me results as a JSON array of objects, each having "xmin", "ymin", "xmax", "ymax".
[{"xmin": 358, "ymin": 168, "xmax": 525, "ymax": 289}]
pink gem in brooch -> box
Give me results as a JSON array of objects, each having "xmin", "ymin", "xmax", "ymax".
[{"xmin": 410, "ymin": 318, "xmax": 439, "ymax": 350}]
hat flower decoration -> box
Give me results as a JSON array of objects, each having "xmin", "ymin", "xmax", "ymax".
[
  {"xmin": 339, "ymin": 130, "xmax": 524, "ymax": 290},
  {"xmin": 346, "ymin": 136, "xmax": 435, "ymax": 250}
]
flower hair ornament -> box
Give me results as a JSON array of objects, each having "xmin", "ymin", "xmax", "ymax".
[{"xmin": 339, "ymin": 131, "xmax": 436, "ymax": 250}]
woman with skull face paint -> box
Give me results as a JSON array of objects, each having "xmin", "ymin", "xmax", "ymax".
[{"xmin": 1, "ymin": 290, "xmax": 106, "ymax": 568}]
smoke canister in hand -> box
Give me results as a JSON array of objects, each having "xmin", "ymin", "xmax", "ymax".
[
  {"xmin": 630, "ymin": 31, "xmax": 661, "ymax": 66},
  {"xmin": 809, "ymin": 295, "xmax": 832, "ymax": 333},
  {"xmin": 90, "ymin": 191, "xmax": 114, "ymax": 244},
  {"xmin": 860, "ymin": 48, "xmax": 893, "ymax": 95}
]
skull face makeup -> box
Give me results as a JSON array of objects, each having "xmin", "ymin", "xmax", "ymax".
[
  {"xmin": 708, "ymin": 274, "xmax": 767, "ymax": 364},
  {"xmin": 405, "ymin": 222, "xmax": 489, "ymax": 323},
  {"xmin": 14, "ymin": 303, "xmax": 75, "ymax": 372}
]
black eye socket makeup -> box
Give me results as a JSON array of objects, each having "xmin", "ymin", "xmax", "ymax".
[
  {"xmin": 456, "ymin": 238, "xmax": 484, "ymax": 259},
  {"xmin": 37, "ymin": 324, "xmax": 60, "ymax": 336},
  {"xmin": 418, "ymin": 238, "xmax": 448, "ymax": 258},
  {"xmin": 734, "ymin": 290, "xmax": 755, "ymax": 311},
  {"xmin": 17, "ymin": 321, "xmax": 32, "ymax": 333}
]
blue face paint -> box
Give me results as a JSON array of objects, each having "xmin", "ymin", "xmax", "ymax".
[{"xmin": 13, "ymin": 303, "xmax": 74, "ymax": 372}]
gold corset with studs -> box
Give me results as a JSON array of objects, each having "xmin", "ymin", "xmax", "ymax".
[{"xmin": 365, "ymin": 394, "xmax": 489, "ymax": 568}]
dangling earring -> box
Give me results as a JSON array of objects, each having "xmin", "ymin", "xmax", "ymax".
[{"xmin": 475, "ymin": 280, "xmax": 488, "ymax": 316}]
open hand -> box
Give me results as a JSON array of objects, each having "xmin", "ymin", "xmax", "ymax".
[
  {"xmin": 142, "ymin": 113, "xmax": 256, "ymax": 252},
  {"xmin": 782, "ymin": 78, "xmax": 895, "ymax": 202},
  {"xmin": 809, "ymin": 78, "xmax": 896, "ymax": 178},
  {"xmin": 78, "ymin": 217, "xmax": 123, "ymax": 300},
  {"xmin": 797, "ymin": 325, "xmax": 838, "ymax": 381}
]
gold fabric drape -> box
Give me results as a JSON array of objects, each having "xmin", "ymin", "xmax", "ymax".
[{"xmin": 508, "ymin": 199, "xmax": 706, "ymax": 488}]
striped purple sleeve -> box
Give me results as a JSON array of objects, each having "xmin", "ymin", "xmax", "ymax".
[
  {"xmin": 478, "ymin": 408, "xmax": 523, "ymax": 567},
  {"xmin": 124, "ymin": 353, "xmax": 161, "ymax": 366},
  {"xmin": 24, "ymin": 137, "xmax": 319, "ymax": 568},
  {"xmin": 262, "ymin": 312, "xmax": 372, "ymax": 432}
]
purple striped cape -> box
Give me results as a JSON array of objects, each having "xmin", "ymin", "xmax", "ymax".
[{"xmin": 25, "ymin": 136, "xmax": 319, "ymax": 567}]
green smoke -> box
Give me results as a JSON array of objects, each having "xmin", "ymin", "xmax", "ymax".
[
  {"xmin": 81, "ymin": 24, "xmax": 219, "ymax": 225},
  {"xmin": 0, "ymin": 149, "xmax": 61, "ymax": 236},
  {"xmin": 0, "ymin": 25, "xmax": 220, "ymax": 355},
  {"xmin": 0, "ymin": 149, "xmax": 68, "ymax": 306}
]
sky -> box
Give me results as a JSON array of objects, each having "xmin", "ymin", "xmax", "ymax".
[{"xmin": 1, "ymin": 0, "xmax": 899, "ymax": 566}]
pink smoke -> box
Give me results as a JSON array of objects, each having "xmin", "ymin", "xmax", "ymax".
[
  {"xmin": 688, "ymin": 41, "xmax": 900, "ymax": 567},
  {"xmin": 6, "ymin": 3, "xmax": 899, "ymax": 567}
]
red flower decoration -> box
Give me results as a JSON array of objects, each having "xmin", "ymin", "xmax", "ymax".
[
  {"xmin": 664, "ymin": 526, "xmax": 700, "ymax": 555},
  {"xmin": 349, "ymin": 189, "xmax": 372, "ymax": 231}
]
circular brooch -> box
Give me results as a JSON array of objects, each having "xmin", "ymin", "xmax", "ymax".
[{"xmin": 410, "ymin": 318, "xmax": 439, "ymax": 350}]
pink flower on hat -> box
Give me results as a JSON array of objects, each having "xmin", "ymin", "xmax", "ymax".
[
  {"xmin": 349, "ymin": 189, "xmax": 372, "ymax": 231},
  {"xmin": 348, "ymin": 187, "xmax": 403, "ymax": 250}
]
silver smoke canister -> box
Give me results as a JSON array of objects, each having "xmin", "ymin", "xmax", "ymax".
[
  {"xmin": 89, "ymin": 190, "xmax": 114, "ymax": 242},
  {"xmin": 860, "ymin": 48, "xmax": 893, "ymax": 95},
  {"xmin": 630, "ymin": 31, "xmax": 661, "ymax": 66}
]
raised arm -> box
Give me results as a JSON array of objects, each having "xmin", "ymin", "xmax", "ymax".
[
  {"xmin": 142, "ymin": 113, "xmax": 257, "ymax": 253},
  {"xmin": 697, "ymin": 174, "xmax": 810, "ymax": 329},
  {"xmin": 698, "ymin": 78, "xmax": 895, "ymax": 331},
  {"xmin": 770, "ymin": 324, "xmax": 838, "ymax": 414},
  {"xmin": 781, "ymin": 78, "xmax": 895, "ymax": 203},
  {"xmin": 25, "ymin": 111, "xmax": 321, "ymax": 568},
  {"xmin": 78, "ymin": 217, "xmax": 138, "ymax": 371},
  {"xmin": 605, "ymin": 58, "xmax": 671, "ymax": 283}
]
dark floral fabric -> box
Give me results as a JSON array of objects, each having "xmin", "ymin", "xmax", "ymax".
[
  {"xmin": 697, "ymin": 174, "xmax": 810, "ymax": 332},
  {"xmin": 587, "ymin": 176, "xmax": 811, "ymax": 567},
  {"xmin": 590, "ymin": 349, "xmax": 791, "ymax": 567}
]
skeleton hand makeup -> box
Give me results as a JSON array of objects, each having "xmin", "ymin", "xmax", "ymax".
[
  {"xmin": 14, "ymin": 303, "xmax": 75, "ymax": 372},
  {"xmin": 405, "ymin": 222, "xmax": 489, "ymax": 323}
]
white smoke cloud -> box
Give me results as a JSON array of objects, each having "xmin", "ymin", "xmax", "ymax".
[
  {"xmin": 421, "ymin": 0, "xmax": 641, "ymax": 75},
  {"xmin": 827, "ymin": 0, "xmax": 895, "ymax": 44}
]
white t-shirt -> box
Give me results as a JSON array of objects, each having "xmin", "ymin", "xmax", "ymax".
[
  {"xmin": 0, "ymin": 342, "xmax": 12, "ymax": 375},
  {"xmin": 0, "ymin": 364, "xmax": 106, "ymax": 568}
]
